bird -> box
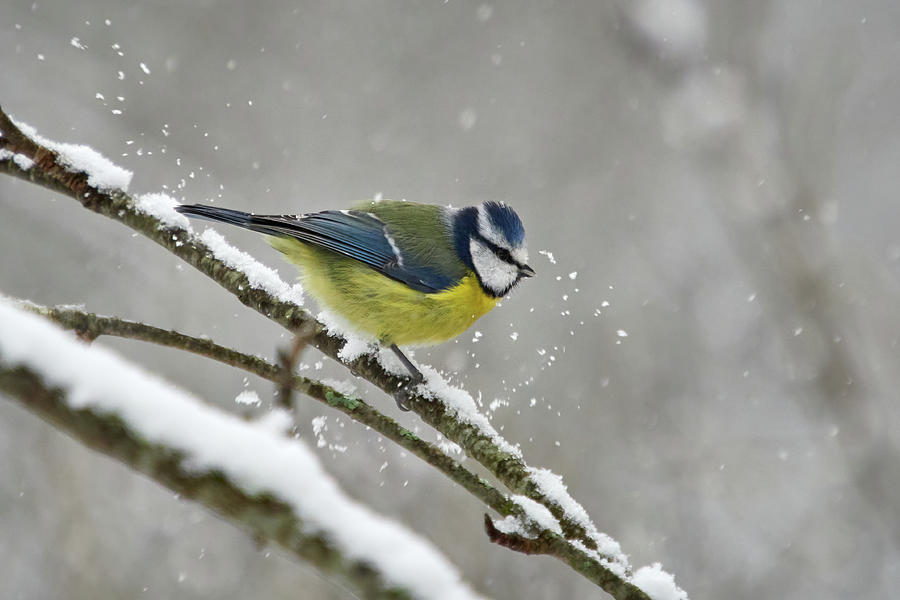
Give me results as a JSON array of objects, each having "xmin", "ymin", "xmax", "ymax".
[{"xmin": 174, "ymin": 199, "xmax": 534, "ymax": 410}]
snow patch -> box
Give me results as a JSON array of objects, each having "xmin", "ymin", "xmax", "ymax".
[
  {"xmin": 570, "ymin": 539, "xmax": 629, "ymax": 579},
  {"xmin": 526, "ymin": 467, "xmax": 627, "ymax": 564},
  {"xmin": 135, "ymin": 193, "xmax": 191, "ymax": 229},
  {"xmin": 632, "ymin": 563, "xmax": 689, "ymax": 600},
  {"xmin": 511, "ymin": 495, "xmax": 562, "ymax": 534},
  {"xmin": 235, "ymin": 389, "xmax": 261, "ymax": 406},
  {"xmin": 376, "ymin": 345, "xmax": 411, "ymax": 377},
  {"xmin": 14, "ymin": 120, "xmax": 133, "ymax": 191},
  {"xmin": 490, "ymin": 515, "xmax": 524, "ymax": 535},
  {"xmin": 416, "ymin": 363, "xmax": 522, "ymax": 458},
  {"xmin": 319, "ymin": 378, "xmax": 358, "ymax": 397},
  {"xmin": 199, "ymin": 229, "xmax": 305, "ymax": 307},
  {"xmin": 13, "ymin": 153, "xmax": 34, "ymax": 170},
  {"xmin": 435, "ymin": 433, "xmax": 463, "ymax": 457},
  {"xmin": 316, "ymin": 309, "xmax": 375, "ymax": 363},
  {"xmin": 0, "ymin": 149, "xmax": 34, "ymax": 171}
]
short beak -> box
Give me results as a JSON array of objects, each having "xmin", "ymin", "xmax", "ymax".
[{"xmin": 519, "ymin": 264, "xmax": 536, "ymax": 278}]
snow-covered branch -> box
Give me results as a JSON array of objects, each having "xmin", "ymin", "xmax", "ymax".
[
  {"xmin": 0, "ymin": 300, "xmax": 483, "ymax": 600},
  {"xmin": 18, "ymin": 299, "xmax": 515, "ymax": 521},
  {"xmin": 0, "ymin": 105, "xmax": 685, "ymax": 600}
]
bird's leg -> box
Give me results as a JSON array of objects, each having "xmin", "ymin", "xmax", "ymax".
[{"xmin": 389, "ymin": 343, "xmax": 425, "ymax": 411}]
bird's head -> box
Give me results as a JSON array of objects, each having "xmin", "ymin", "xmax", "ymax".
[{"xmin": 452, "ymin": 201, "xmax": 535, "ymax": 297}]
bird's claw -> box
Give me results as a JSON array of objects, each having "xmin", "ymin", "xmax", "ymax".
[
  {"xmin": 392, "ymin": 373, "xmax": 424, "ymax": 412},
  {"xmin": 393, "ymin": 388, "xmax": 412, "ymax": 412}
]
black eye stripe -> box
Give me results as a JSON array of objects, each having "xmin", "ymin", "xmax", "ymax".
[
  {"xmin": 472, "ymin": 233, "xmax": 519, "ymax": 267},
  {"xmin": 486, "ymin": 241, "xmax": 515, "ymax": 265}
]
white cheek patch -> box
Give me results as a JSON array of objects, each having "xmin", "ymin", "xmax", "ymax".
[
  {"xmin": 511, "ymin": 246, "xmax": 529, "ymax": 266},
  {"xmin": 470, "ymin": 238, "xmax": 518, "ymax": 295}
]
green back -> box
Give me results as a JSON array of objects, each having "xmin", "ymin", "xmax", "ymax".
[{"xmin": 354, "ymin": 199, "xmax": 468, "ymax": 283}]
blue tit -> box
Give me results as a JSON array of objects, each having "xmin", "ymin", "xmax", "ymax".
[{"xmin": 174, "ymin": 199, "xmax": 534, "ymax": 409}]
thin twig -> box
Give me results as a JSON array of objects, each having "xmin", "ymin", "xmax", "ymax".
[{"xmin": 277, "ymin": 322, "xmax": 315, "ymax": 409}]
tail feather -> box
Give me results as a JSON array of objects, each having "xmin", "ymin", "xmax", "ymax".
[{"xmin": 175, "ymin": 204, "xmax": 289, "ymax": 237}]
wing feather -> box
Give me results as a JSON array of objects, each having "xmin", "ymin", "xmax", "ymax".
[{"xmin": 251, "ymin": 210, "xmax": 457, "ymax": 293}]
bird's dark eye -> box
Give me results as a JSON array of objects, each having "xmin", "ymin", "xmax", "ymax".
[{"xmin": 493, "ymin": 247, "xmax": 513, "ymax": 263}]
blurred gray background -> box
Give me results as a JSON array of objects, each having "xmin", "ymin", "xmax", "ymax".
[{"xmin": 2, "ymin": 1, "xmax": 900, "ymax": 598}]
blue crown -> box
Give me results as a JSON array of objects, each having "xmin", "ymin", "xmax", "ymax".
[{"xmin": 482, "ymin": 201, "xmax": 525, "ymax": 246}]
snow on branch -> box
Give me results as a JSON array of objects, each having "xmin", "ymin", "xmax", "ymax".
[
  {"xmin": 15, "ymin": 121, "xmax": 133, "ymax": 190},
  {"xmin": 0, "ymin": 300, "xmax": 484, "ymax": 600},
  {"xmin": 134, "ymin": 191, "xmax": 305, "ymax": 305},
  {"xmin": 0, "ymin": 105, "xmax": 685, "ymax": 600}
]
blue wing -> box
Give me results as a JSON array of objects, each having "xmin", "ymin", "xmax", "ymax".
[{"xmin": 175, "ymin": 205, "xmax": 459, "ymax": 293}]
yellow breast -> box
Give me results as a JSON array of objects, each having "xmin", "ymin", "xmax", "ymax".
[{"xmin": 269, "ymin": 237, "xmax": 499, "ymax": 346}]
